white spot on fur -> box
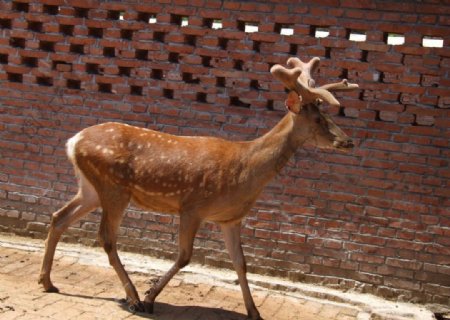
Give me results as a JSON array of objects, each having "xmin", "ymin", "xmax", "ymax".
[
  {"xmin": 106, "ymin": 128, "xmax": 115, "ymax": 132},
  {"xmin": 102, "ymin": 148, "xmax": 113, "ymax": 155}
]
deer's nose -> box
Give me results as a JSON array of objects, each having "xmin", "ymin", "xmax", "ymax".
[{"xmin": 334, "ymin": 138, "xmax": 354, "ymax": 149}]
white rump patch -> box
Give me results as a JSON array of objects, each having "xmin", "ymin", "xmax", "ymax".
[{"xmin": 66, "ymin": 132, "xmax": 83, "ymax": 163}]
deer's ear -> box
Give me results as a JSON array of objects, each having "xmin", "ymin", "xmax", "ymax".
[{"xmin": 285, "ymin": 91, "xmax": 302, "ymax": 114}]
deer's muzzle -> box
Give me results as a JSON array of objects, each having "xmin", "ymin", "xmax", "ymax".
[{"xmin": 333, "ymin": 138, "xmax": 354, "ymax": 149}]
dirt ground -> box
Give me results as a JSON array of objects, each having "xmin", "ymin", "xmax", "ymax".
[{"xmin": 0, "ymin": 233, "xmax": 437, "ymax": 320}]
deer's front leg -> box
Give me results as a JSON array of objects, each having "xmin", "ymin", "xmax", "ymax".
[
  {"xmin": 221, "ymin": 221, "xmax": 262, "ymax": 320},
  {"xmin": 143, "ymin": 214, "xmax": 200, "ymax": 313}
]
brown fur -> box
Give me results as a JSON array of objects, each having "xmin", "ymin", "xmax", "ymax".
[{"xmin": 39, "ymin": 57, "xmax": 358, "ymax": 319}]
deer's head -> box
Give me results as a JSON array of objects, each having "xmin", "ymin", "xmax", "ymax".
[{"xmin": 270, "ymin": 57, "xmax": 359, "ymax": 150}]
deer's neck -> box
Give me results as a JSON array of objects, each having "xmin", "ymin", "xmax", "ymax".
[{"xmin": 250, "ymin": 112, "xmax": 304, "ymax": 182}]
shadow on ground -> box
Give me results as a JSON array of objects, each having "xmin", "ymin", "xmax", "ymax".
[{"xmin": 58, "ymin": 291, "xmax": 247, "ymax": 320}]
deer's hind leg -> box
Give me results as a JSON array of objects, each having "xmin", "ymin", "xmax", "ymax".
[
  {"xmin": 96, "ymin": 185, "xmax": 143, "ymax": 312},
  {"xmin": 39, "ymin": 172, "xmax": 99, "ymax": 292}
]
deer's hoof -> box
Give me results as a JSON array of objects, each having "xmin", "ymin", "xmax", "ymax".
[
  {"xmin": 143, "ymin": 301, "xmax": 154, "ymax": 314},
  {"xmin": 41, "ymin": 283, "xmax": 59, "ymax": 293},
  {"xmin": 38, "ymin": 277, "xmax": 59, "ymax": 293},
  {"xmin": 128, "ymin": 301, "xmax": 145, "ymax": 313},
  {"xmin": 45, "ymin": 285, "xmax": 60, "ymax": 293}
]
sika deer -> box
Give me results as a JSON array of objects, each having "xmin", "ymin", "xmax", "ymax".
[{"xmin": 39, "ymin": 56, "xmax": 358, "ymax": 319}]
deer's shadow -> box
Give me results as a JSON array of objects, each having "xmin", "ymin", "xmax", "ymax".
[{"xmin": 58, "ymin": 292, "xmax": 247, "ymax": 319}]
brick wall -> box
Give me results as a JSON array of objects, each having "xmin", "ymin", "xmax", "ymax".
[{"xmin": 0, "ymin": 0, "xmax": 449, "ymax": 306}]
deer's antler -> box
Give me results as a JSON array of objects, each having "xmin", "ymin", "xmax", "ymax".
[{"xmin": 270, "ymin": 57, "xmax": 359, "ymax": 107}]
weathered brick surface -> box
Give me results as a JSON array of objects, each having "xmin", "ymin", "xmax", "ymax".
[{"xmin": 0, "ymin": 0, "xmax": 449, "ymax": 307}]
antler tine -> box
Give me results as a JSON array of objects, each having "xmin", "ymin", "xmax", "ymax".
[
  {"xmin": 319, "ymin": 79, "xmax": 359, "ymax": 92},
  {"xmin": 271, "ymin": 57, "xmax": 359, "ymax": 107},
  {"xmin": 271, "ymin": 57, "xmax": 340, "ymax": 106},
  {"xmin": 269, "ymin": 64, "xmax": 302, "ymax": 92}
]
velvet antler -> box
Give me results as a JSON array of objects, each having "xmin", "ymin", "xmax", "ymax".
[{"xmin": 270, "ymin": 57, "xmax": 359, "ymax": 107}]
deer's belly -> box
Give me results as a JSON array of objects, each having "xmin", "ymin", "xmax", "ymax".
[{"xmin": 130, "ymin": 188, "xmax": 181, "ymax": 215}]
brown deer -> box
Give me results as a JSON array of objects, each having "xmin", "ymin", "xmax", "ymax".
[{"xmin": 38, "ymin": 56, "xmax": 358, "ymax": 319}]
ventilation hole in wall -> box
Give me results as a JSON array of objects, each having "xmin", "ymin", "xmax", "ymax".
[
  {"xmin": 313, "ymin": 27, "xmax": 330, "ymax": 38},
  {"xmin": 98, "ymin": 83, "xmax": 112, "ymax": 93},
  {"xmin": 138, "ymin": 12, "xmax": 157, "ymax": 23},
  {"xmin": 253, "ymin": 41, "xmax": 261, "ymax": 52},
  {"xmin": 234, "ymin": 60, "xmax": 244, "ymax": 70},
  {"xmin": 43, "ymin": 4, "xmax": 59, "ymax": 15},
  {"xmin": 216, "ymin": 77, "xmax": 225, "ymax": 87},
  {"xmin": 338, "ymin": 107, "xmax": 346, "ymax": 117},
  {"xmin": 275, "ymin": 23, "xmax": 294, "ymax": 36},
  {"xmin": 28, "ymin": 21, "xmax": 43, "ymax": 32},
  {"xmin": 22, "ymin": 56, "xmax": 38, "ymax": 67},
  {"xmin": 386, "ymin": 33, "xmax": 405, "ymax": 46},
  {"xmin": 67, "ymin": 79, "xmax": 81, "ymax": 89},
  {"xmin": 325, "ymin": 47, "xmax": 331, "ymax": 58},
  {"xmin": 70, "ymin": 44, "xmax": 84, "ymax": 54},
  {"xmin": 88, "ymin": 27, "xmax": 103, "ymax": 38},
  {"xmin": 86, "ymin": 63, "xmax": 99, "ymax": 74},
  {"xmin": 181, "ymin": 17, "xmax": 189, "ymax": 27},
  {"xmin": 202, "ymin": 18, "xmax": 213, "ymax": 28},
  {"xmin": 103, "ymin": 47, "xmax": 115, "ymax": 57},
  {"xmin": 10, "ymin": 37, "xmax": 25, "ymax": 48},
  {"xmin": 185, "ymin": 35, "xmax": 196, "ymax": 46},
  {"xmin": 361, "ymin": 50, "xmax": 368, "ymax": 62},
  {"xmin": 8, "ymin": 72, "xmax": 22, "ymax": 83},
  {"xmin": 0, "ymin": 53, "xmax": 8, "ymax": 64},
  {"xmin": 130, "ymin": 85, "xmax": 143, "ymax": 95},
  {"xmin": 201, "ymin": 56, "xmax": 211, "ymax": 67},
  {"xmin": 241, "ymin": 22, "xmax": 258, "ymax": 33},
  {"xmin": 196, "ymin": 92, "xmax": 207, "ymax": 103},
  {"xmin": 135, "ymin": 49, "xmax": 148, "ymax": 60},
  {"xmin": 12, "ymin": 1, "xmax": 29, "ymax": 12},
  {"xmin": 182, "ymin": 73, "xmax": 199, "ymax": 84},
  {"xmin": 119, "ymin": 66, "xmax": 131, "ymax": 77},
  {"xmin": 204, "ymin": 18, "xmax": 222, "ymax": 29},
  {"xmin": 74, "ymin": 7, "xmax": 89, "ymax": 18},
  {"xmin": 422, "ymin": 36, "xmax": 444, "ymax": 48},
  {"xmin": 378, "ymin": 72, "xmax": 385, "ymax": 83},
  {"xmin": 40, "ymin": 41, "xmax": 55, "ymax": 52},
  {"xmin": 170, "ymin": 14, "xmax": 183, "ymax": 26},
  {"xmin": 163, "ymin": 88, "xmax": 173, "ymax": 99},
  {"xmin": 107, "ymin": 10, "xmax": 124, "ymax": 20},
  {"xmin": 0, "ymin": 18, "xmax": 11, "ymax": 29},
  {"xmin": 230, "ymin": 96, "xmax": 251, "ymax": 108},
  {"xmin": 289, "ymin": 43, "xmax": 298, "ymax": 55},
  {"xmin": 266, "ymin": 99, "xmax": 274, "ymax": 110},
  {"xmin": 348, "ymin": 30, "xmax": 366, "ymax": 42},
  {"xmin": 59, "ymin": 24, "xmax": 74, "ymax": 36},
  {"xmin": 153, "ymin": 31, "xmax": 165, "ymax": 42},
  {"xmin": 121, "ymin": 29, "xmax": 133, "ymax": 40},
  {"xmin": 250, "ymin": 80, "xmax": 259, "ymax": 90},
  {"xmin": 151, "ymin": 69, "xmax": 163, "ymax": 80},
  {"xmin": 375, "ymin": 110, "xmax": 381, "ymax": 121},
  {"xmin": 340, "ymin": 68, "xmax": 348, "ymax": 79},
  {"xmin": 37, "ymin": 77, "xmax": 53, "ymax": 86},
  {"xmin": 218, "ymin": 37, "xmax": 228, "ymax": 50},
  {"xmin": 168, "ymin": 52, "xmax": 179, "ymax": 63}
]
